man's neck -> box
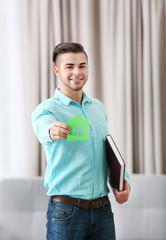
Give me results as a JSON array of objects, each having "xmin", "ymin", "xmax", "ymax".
[{"xmin": 60, "ymin": 88, "xmax": 83, "ymax": 104}]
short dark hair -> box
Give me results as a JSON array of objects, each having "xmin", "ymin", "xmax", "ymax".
[{"xmin": 52, "ymin": 42, "xmax": 88, "ymax": 64}]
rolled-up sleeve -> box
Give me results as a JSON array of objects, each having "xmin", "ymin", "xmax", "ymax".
[{"xmin": 31, "ymin": 105, "xmax": 56, "ymax": 145}]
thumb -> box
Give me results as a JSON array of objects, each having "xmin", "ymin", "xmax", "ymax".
[
  {"xmin": 124, "ymin": 180, "xmax": 130, "ymax": 191},
  {"xmin": 124, "ymin": 180, "xmax": 127, "ymax": 185}
]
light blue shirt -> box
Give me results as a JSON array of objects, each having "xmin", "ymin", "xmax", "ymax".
[{"xmin": 32, "ymin": 88, "xmax": 130, "ymax": 199}]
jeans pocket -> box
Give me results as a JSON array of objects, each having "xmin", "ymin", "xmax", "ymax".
[
  {"xmin": 51, "ymin": 202, "xmax": 77, "ymax": 222},
  {"xmin": 103, "ymin": 202, "xmax": 114, "ymax": 217}
]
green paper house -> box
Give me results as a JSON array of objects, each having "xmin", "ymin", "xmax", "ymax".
[{"xmin": 66, "ymin": 115, "xmax": 89, "ymax": 141}]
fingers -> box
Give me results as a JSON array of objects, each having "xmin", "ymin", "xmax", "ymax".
[
  {"xmin": 114, "ymin": 189, "xmax": 127, "ymax": 204},
  {"xmin": 50, "ymin": 122, "xmax": 71, "ymax": 140},
  {"xmin": 54, "ymin": 122, "xmax": 71, "ymax": 130},
  {"xmin": 114, "ymin": 180, "xmax": 130, "ymax": 204}
]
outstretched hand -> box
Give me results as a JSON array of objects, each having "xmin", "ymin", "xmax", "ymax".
[
  {"xmin": 50, "ymin": 122, "xmax": 71, "ymax": 140},
  {"xmin": 114, "ymin": 180, "xmax": 130, "ymax": 204}
]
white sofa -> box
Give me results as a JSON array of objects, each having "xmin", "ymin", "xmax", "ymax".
[
  {"xmin": 109, "ymin": 174, "xmax": 166, "ymax": 240},
  {"xmin": 0, "ymin": 174, "xmax": 166, "ymax": 240}
]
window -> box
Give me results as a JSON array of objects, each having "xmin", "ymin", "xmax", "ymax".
[{"xmin": 73, "ymin": 126, "xmax": 83, "ymax": 136}]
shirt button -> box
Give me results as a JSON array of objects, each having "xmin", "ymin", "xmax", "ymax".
[
  {"xmin": 96, "ymin": 160, "xmax": 99, "ymax": 163},
  {"xmin": 95, "ymin": 178, "xmax": 98, "ymax": 182}
]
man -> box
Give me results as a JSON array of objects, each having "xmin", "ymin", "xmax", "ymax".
[{"xmin": 32, "ymin": 42, "xmax": 130, "ymax": 240}]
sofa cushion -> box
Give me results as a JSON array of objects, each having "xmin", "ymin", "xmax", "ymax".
[
  {"xmin": 0, "ymin": 177, "xmax": 49, "ymax": 240},
  {"xmin": 109, "ymin": 174, "xmax": 166, "ymax": 240}
]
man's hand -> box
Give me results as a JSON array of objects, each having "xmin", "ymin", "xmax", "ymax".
[
  {"xmin": 114, "ymin": 180, "xmax": 130, "ymax": 204},
  {"xmin": 49, "ymin": 122, "xmax": 71, "ymax": 140}
]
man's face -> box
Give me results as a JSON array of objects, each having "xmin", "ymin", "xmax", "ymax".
[{"xmin": 54, "ymin": 52, "xmax": 88, "ymax": 92}]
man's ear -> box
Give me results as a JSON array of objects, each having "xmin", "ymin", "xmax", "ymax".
[{"xmin": 54, "ymin": 66, "xmax": 59, "ymax": 76}]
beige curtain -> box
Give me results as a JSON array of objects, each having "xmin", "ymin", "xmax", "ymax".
[{"xmin": 1, "ymin": 0, "xmax": 165, "ymax": 177}]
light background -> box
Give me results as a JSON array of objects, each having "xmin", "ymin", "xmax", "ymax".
[{"xmin": 0, "ymin": 0, "xmax": 166, "ymax": 177}]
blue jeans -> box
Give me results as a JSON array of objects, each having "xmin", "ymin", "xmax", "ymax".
[{"xmin": 46, "ymin": 198, "xmax": 116, "ymax": 240}]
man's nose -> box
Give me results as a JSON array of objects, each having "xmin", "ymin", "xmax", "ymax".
[{"xmin": 73, "ymin": 67, "xmax": 81, "ymax": 75}]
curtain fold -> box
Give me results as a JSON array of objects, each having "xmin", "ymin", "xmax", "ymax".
[{"xmin": 0, "ymin": 0, "xmax": 165, "ymax": 177}]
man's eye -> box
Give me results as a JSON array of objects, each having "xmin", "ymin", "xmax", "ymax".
[
  {"xmin": 66, "ymin": 66, "xmax": 72, "ymax": 69},
  {"xmin": 80, "ymin": 66, "xmax": 86, "ymax": 68}
]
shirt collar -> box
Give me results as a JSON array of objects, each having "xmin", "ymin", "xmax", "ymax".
[
  {"xmin": 54, "ymin": 88, "xmax": 92, "ymax": 105},
  {"xmin": 82, "ymin": 92, "xmax": 92, "ymax": 104}
]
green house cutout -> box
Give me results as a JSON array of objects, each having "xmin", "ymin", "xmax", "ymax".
[{"xmin": 66, "ymin": 115, "xmax": 89, "ymax": 141}]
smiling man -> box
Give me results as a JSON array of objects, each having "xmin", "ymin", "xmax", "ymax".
[
  {"xmin": 32, "ymin": 42, "xmax": 130, "ymax": 240},
  {"xmin": 54, "ymin": 49, "xmax": 88, "ymax": 104}
]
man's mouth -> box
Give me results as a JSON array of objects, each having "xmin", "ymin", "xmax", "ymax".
[{"xmin": 70, "ymin": 78, "xmax": 83, "ymax": 81}]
